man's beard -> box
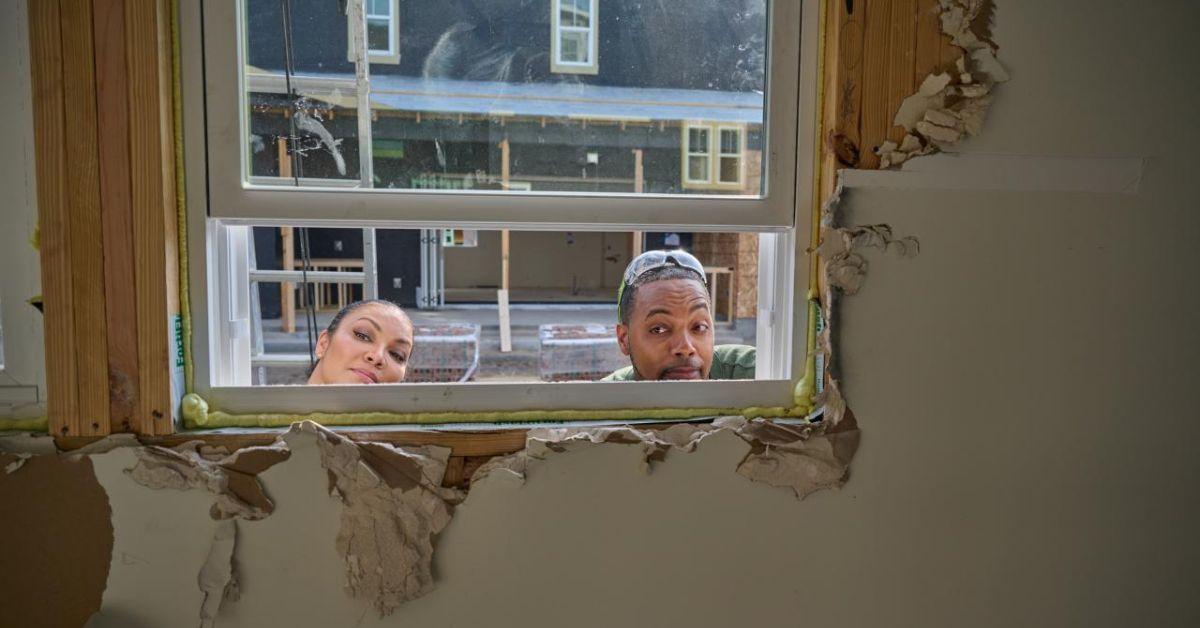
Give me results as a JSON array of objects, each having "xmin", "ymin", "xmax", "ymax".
[{"xmin": 631, "ymin": 356, "xmax": 704, "ymax": 380}]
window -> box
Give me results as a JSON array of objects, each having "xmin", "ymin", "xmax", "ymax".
[
  {"xmin": 682, "ymin": 123, "xmax": 745, "ymax": 191},
  {"xmin": 181, "ymin": 0, "xmax": 818, "ymax": 417},
  {"xmin": 347, "ymin": 0, "xmax": 400, "ymax": 64},
  {"xmin": 552, "ymin": 0, "xmax": 598, "ymax": 74},
  {"xmin": 718, "ymin": 126, "xmax": 744, "ymax": 186},
  {"xmin": 685, "ymin": 126, "xmax": 711, "ymax": 185}
]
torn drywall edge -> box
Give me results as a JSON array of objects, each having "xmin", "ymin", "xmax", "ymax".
[
  {"xmin": 876, "ymin": 0, "xmax": 1009, "ymax": 168},
  {"xmin": 127, "ymin": 439, "xmax": 290, "ymax": 520},
  {"xmin": 516, "ymin": 416, "xmax": 860, "ymax": 499},
  {"xmin": 88, "ymin": 446, "xmax": 228, "ymax": 628},
  {"xmin": 844, "ymin": 153, "xmax": 1147, "ymax": 194},
  {"xmin": 287, "ymin": 421, "xmax": 461, "ymax": 617}
]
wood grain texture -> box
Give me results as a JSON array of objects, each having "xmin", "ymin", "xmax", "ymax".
[
  {"xmin": 858, "ymin": 0, "xmax": 894, "ymax": 169},
  {"xmin": 29, "ymin": 0, "xmax": 80, "ymax": 436},
  {"xmin": 885, "ymin": 0, "xmax": 919, "ymax": 144},
  {"xmin": 126, "ymin": 0, "xmax": 173, "ymax": 434},
  {"xmin": 832, "ymin": 0, "xmax": 866, "ymax": 171},
  {"xmin": 914, "ymin": 0, "xmax": 945, "ymax": 84},
  {"xmin": 61, "ymin": 0, "xmax": 111, "ymax": 436},
  {"xmin": 94, "ymin": 0, "xmax": 140, "ymax": 432}
]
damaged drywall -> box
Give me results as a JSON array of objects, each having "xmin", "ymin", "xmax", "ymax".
[
  {"xmin": 877, "ymin": 0, "xmax": 1009, "ymax": 168},
  {"xmin": 60, "ymin": 410, "xmax": 861, "ymax": 624},
  {"xmin": 476, "ymin": 416, "xmax": 860, "ymax": 500},
  {"xmin": 295, "ymin": 421, "xmax": 462, "ymax": 616}
]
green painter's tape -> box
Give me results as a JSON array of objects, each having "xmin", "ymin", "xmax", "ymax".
[
  {"xmin": 181, "ymin": 394, "xmax": 813, "ymax": 429},
  {"xmin": 0, "ymin": 416, "xmax": 49, "ymax": 432}
]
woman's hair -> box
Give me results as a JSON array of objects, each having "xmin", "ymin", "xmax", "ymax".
[{"xmin": 307, "ymin": 299, "xmax": 410, "ymax": 376}]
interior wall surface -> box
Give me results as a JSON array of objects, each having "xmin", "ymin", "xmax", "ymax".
[
  {"xmin": 0, "ymin": 0, "xmax": 44, "ymax": 413},
  {"xmin": 3, "ymin": 0, "xmax": 1200, "ymax": 626},
  {"xmin": 443, "ymin": 230, "xmax": 628, "ymax": 291}
]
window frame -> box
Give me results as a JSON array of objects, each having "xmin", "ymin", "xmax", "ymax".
[
  {"xmin": 346, "ymin": 0, "xmax": 401, "ymax": 65},
  {"xmin": 551, "ymin": 0, "xmax": 599, "ymax": 75},
  {"xmin": 180, "ymin": 0, "xmax": 821, "ymax": 418}
]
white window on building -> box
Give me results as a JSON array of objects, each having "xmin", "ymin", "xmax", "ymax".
[
  {"xmin": 552, "ymin": 0, "xmax": 598, "ymax": 74},
  {"xmin": 348, "ymin": 0, "xmax": 400, "ymax": 64},
  {"xmin": 683, "ymin": 123, "xmax": 745, "ymax": 190},
  {"xmin": 685, "ymin": 125, "xmax": 712, "ymax": 185},
  {"xmin": 717, "ymin": 126, "xmax": 744, "ymax": 186}
]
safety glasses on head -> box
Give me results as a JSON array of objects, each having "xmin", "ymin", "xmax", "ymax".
[{"xmin": 617, "ymin": 250, "xmax": 708, "ymax": 320}]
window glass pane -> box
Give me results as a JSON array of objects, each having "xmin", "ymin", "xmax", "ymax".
[
  {"xmin": 367, "ymin": 18, "xmax": 390, "ymax": 53},
  {"xmin": 719, "ymin": 156, "xmax": 740, "ymax": 183},
  {"xmin": 560, "ymin": 31, "xmax": 588, "ymax": 63},
  {"xmin": 688, "ymin": 155, "xmax": 709, "ymax": 182},
  {"xmin": 242, "ymin": 0, "xmax": 767, "ymax": 196},
  {"xmin": 243, "ymin": 226, "xmax": 759, "ymax": 386},
  {"xmin": 720, "ymin": 128, "xmax": 740, "ymax": 154},
  {"xmin": 368, "ymin": 0, "xmax": 390, "ymax": 17}
]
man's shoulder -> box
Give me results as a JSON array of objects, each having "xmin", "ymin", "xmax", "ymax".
[
  {"xmin": 602, "ymin": 366, "xmax": 636, "ymax": 381},
  {"xmin": 711, "ymin": 344, "xmax": 756, "ymax": 380}
]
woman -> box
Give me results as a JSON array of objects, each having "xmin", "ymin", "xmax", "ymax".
[{"xmin": 306, "ymin": 299, "xmax": 414, "ymax": 385}]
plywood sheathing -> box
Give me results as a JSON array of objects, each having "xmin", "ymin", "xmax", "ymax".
[{"xmin": 0, "ymin": 453, "xmax": 111, "ymax": 628}]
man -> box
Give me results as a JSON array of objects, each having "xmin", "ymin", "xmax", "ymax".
[{"xmin": 604, "ymin": 250, "xmax": 756, "ymax": 381}]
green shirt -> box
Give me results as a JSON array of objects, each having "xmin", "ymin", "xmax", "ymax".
[{"xmin": 602, "ymin": 345, "xmax": 757, "ymax": 381}]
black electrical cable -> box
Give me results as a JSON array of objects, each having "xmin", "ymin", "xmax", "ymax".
[
  {"xmin": 280, "ymin": 0, "xmax": 318, "ymax": 368},
  {"xmin": 299, "ymin": 227, "xmax": 318, "ymax": 369}
]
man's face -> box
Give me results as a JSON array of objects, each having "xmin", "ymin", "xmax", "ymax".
[{"xmin": 616, "ymin": 278, "xmax": 714, "ymax": 380}]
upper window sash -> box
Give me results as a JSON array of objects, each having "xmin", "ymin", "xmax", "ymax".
[{"xmin": 203, "ymin": 0, "xmax": 801, "ymax": 230}]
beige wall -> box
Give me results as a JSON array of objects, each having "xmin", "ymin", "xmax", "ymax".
[
  {"xmin": 443, "ymin": 231, "xmax": 630, "ymax": 291},
  {"xmin": 3, "ymin": 0, "xmax": 1200, "ymax": 626}
]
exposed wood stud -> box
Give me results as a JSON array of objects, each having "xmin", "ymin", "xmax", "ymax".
[
  {"xmin": 61, "ymin": 0, "xmax": 111, "ymax": 435},
  {"xmin": 30, "ymin": 0, "xmax": 81, "ymax": 435},
  {"xmin": 858, "ymin": 0, "xmax": 894, "ymax": 169},
  {"xmin": 126, "ymin": 0, "xmax": 177, "ymax": 434},
  {"xmin": 94, "ymin": 0, "xmax": 139, "ymax": 432}
]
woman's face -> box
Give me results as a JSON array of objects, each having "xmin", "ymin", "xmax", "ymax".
[{"xmin": 307, "ymin": 303, "xmax": 414, "ymax": 385}]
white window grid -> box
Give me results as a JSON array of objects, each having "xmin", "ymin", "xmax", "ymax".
[
  {"xmin": 717, "ymin": 125, "xmax": 745, "ymax": 186},
  {"xmin": 364, "ymin": 0, "xmax": 396, "ymax": 56},
  {"xmin": 684, "ymin": 124, "xmax": 713, "ymax": 185},
  {"xmin": 556, "ymin": 0, "xmax": 594, "ymax": 66},
  {"xmin": 181, "ymin": 0, "xmax": 820, "ymax": 417}
]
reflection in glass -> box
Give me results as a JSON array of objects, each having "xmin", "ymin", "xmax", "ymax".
[{"xmin": 242, "ymin": 0, "xmax": 768, "ymax": 195}]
